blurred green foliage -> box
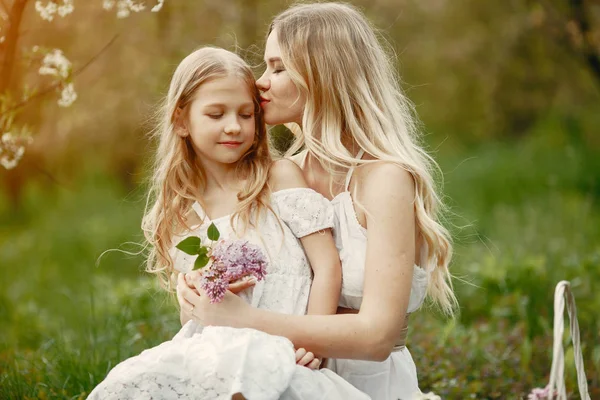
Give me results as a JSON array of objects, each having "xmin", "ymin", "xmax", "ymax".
[{"xmin": 1, "ymin": 128, "xmax": 598, "ymax": 399}]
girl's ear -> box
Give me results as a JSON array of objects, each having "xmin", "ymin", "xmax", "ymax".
[{"xmin": 174, "ymin": 107, "xmax": 189, "ymax": 138}]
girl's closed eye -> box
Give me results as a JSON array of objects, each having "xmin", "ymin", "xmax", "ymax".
[
  {"xmin": 208, "ymin": 114, "xmax": 223, "ymax": 119},
  {"xmin": 240, "ymin": 113, "xmax": 254, "ymax": 119}
]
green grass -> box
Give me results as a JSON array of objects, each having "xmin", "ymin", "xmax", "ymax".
[{"xmin": 1, "ymin": 133, "xmax": 599, "ymax": 399}]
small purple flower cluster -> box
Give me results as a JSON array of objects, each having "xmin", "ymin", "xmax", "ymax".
[
  {"xmin": 200, "ymin": 239, "xmax": 268, "ymax": 303},
  {"xmin": 527, "ymin": 385, "xmax": 553, "ymax": 400}
]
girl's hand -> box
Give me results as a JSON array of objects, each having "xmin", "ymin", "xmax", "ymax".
[
  {"xmin": 176, "ymin": 273, "xmax": 195, "ymax": 326},
  {"xmin": 185, "ymin": 271, "xmax": 257, "ymax": 295},
  {"xmin": 179, "ymin": 272, "xmax": 252, "ymax": 327},
  {"xmin": 295, "ymin": 348, "xmax": 321, "ymax": 370}
]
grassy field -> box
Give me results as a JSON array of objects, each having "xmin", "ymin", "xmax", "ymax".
[{"xmin": 1, "ymin": 132, "xmax": 598, "ymax": 399}]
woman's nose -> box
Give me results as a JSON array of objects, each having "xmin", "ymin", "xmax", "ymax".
[{"xmin": 256, "ymin": 73, "xmax": 269, "ymax": 91}]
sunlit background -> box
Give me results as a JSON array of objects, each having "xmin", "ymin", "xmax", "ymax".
[{"xmin": 1, "ymin": 1, "xmax": 599, "ymax": 398}]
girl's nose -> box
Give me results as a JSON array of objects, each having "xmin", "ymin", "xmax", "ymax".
[{"xmin": 224, "ymin": 118, "xmax": 241, "ymax": 135}]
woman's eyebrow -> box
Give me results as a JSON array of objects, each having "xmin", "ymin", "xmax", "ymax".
[{"xmin": 266, "ymin": 57, "xmax": 282, "ymax": 64}]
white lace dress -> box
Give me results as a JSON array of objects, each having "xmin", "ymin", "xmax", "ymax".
[{"xmin": 87, "ymin": 188, "xmax": 369, "ymax": 400}]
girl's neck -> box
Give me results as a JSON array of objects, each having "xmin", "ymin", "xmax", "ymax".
[{"xmin": 197, "ymin": 159, "xmax": 242, "ymax": 192}]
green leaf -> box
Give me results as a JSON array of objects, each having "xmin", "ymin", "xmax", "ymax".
[
  {"xmin": 207, "ymin": 223, "xmax": 220, "ymax": 241},
  {"xmin": 176, "ymin": 236, "xmax": 201, "ymax": 255},
  {"xmin": 193, "ymin": 253, "xmax": 210, "ymax": 270}
]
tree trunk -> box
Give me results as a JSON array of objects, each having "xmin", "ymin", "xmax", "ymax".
[
  {"xmin": 569, "ymin": 0, "xmax": 600, "ymax": 85},
  {"xmin": 0, "ymin": 0, "xmax": 28, "ymax": 95}
]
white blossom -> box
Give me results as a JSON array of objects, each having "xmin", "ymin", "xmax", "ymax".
[
  {"xmin": 57, "ymin": 83, "xmax": 77, "ymax": 107},
  {"xmin": 39, "ymin": 49, "xmax": 72, "ymax": 79},
  {"xmin": 151, "ymin": 0, "xmax": 165, "ymax": 12},
  {"xmin": 103, "ymin": 0, "xmax": 147, "ymax": 18},
  {"xmin": 0, "ymin": 133, "xmax": 27, "ymax": 170},
  {"xmin": 102, "ymin": 0, "xmax": 116, "ymax": 11},
  {"xmin": 58, "ymin": 0, "xmax": 74, "ymax": 17},
  {"xmin": 35, "ymin": 1, "xmax": 57, "ymax": 21},
  {"xmin": 35, "ymin": 1, "xmax": 73, "ymax": 21}
]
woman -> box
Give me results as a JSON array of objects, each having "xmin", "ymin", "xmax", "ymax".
[{"xmin": 179, "ymin": 3, "xmax": 457, "ymax": 400}]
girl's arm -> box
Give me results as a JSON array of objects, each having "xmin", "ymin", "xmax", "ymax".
[
  {"xmin": 269, "ymin": 159, "xmax": 342, "ymax": 317},
  {"xmin": 184, "ymin": 163, "xmax": 416, "ymax": 361}
]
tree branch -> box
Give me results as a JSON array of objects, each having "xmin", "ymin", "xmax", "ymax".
[{"xmin": 5, "ymin": 34, "xmax": 120, "ymax": 113}]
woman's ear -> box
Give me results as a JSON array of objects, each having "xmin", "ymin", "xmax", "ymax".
[{"xmin": 174, "ymin": 107, "xmax": 189, "ymax": 138}]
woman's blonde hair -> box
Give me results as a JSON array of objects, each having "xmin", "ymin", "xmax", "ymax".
[
  {"xmin": 271, "ymin": 2, "xmax": 458, "ymax": 314},
  {"xmin": 142, "ymin": 47, "xmax": 271, "ymax": 290}
]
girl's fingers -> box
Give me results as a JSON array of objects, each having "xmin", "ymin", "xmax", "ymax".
[
  {"xmin": 307, "ymin": 358, "xmax": 321, "ymax": 370},
  {"xmin": 295, "ymin": 348, "xmax": 307, "ymax": 362},
  {"xmin": 180, "ymin": 274, "xmax": 202, "ymax": 305},
  {"xmin": 298, "ymin": 351, "xmax": 315, "ymax": 366},
  {"xmin": 177, "ymin": 273, "xmax": 194, "ymax": 309},
  {"xmin": 185, "ymin": 271, "xmax": 201, "ymax": 288},
  {"xmin": 228, "ymin": 278, "xmax": 257, "ymax": 294}
]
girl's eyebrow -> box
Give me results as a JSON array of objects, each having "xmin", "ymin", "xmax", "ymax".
[{"xmin": 203, "ymin": 102, "xmax": 255, "ymax": 109}]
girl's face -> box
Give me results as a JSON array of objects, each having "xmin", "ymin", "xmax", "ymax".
[
  {"xmin": 183, "ymin": 75, "xmax": 256, "ymax": 168},
  {"xmin": 256, "ymin": 29, "xmax": 305, "ymax": 126}
]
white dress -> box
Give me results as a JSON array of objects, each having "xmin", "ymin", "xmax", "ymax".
[
  {"xmin": 325, "ymin": 150, "xmax": 429, "ymax": 400},
  {"xmin": 87, "ymin": 188, "xmax": 370, "ymax": 400}
]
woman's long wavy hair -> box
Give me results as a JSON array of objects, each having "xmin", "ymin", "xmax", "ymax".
[
  {"xmin": 270, "ymin": 2, "xmax": 458, "ymax": 315},
  {"xmin": 142, "ymin": 47, "xmax": 271, "ymax": 290}
]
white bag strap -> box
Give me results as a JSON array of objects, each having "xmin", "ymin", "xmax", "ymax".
[{"xmin": 548, "ymin": 281, "xmax": 590, "ymax": 400}]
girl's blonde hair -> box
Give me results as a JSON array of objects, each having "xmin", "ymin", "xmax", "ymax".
[
  {"xmin": 271, "ymin": 2, "xmax": 458, "ymax": 315},
  {"xmin": 142, "ymin": 47, "xmax": 271, "ymax": 290}
]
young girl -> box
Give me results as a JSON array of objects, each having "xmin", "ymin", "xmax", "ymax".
[
  {"xmin": 180, "ymin": 3, "xmax": 458, "ymax": 400},
  {"xmin": 88, "ymin": 47, "xmax": 369, "ymax": 400}
]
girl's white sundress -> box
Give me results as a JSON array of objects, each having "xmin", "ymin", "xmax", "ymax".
[
  {"xmin": 87, "ymin": 188, "xmax": 370, "ymax": 400},
  {"xmin": 324, "ymin": 149, "xmax": 429, "ymax": 400}
]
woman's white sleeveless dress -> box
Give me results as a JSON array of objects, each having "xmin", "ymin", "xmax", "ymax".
[{"xmin": 318, "ymin": 150, "xmax": 430, "ymax": 400}]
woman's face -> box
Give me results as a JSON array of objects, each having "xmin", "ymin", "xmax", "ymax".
[{"xmin": 256, "ymin": 29, "xmax": 305, "ymax": 126}]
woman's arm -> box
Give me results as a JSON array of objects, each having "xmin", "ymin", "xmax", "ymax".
[
  {"xmin": 184, "ymin": 163, "xmax": 416, "ymax": 361},
  {"xmin": 269, "ymin": 159, "xmax": 342, "ymax": 316}
]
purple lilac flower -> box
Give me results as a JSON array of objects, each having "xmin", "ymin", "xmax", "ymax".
[
  {"xmin": 527, "ymin": 385, "xmax": 553, "ymax": 400},
  {"xmin": 201, "ymin": 239, "xmax": 268, "ymax": 303},
  {"xmin": 211, "ymin": 239, "xmax": 268, "ymax": 282}
]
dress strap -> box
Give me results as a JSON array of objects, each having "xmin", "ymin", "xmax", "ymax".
[
  {"xmin": 298, "ymin": 150, "xmax": 309, "ymax": 169},
  {"xmin": 191, "ymin": 201, "xmax": 206, "ymax": 219},
  {"xmin": 344, "ymin": 149, "xmax": 365, "ymax": 192}
]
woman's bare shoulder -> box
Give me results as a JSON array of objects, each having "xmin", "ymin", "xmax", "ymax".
[{"xmin": 355, "ymin": 161, "xmax": 416, "ymax": 204}]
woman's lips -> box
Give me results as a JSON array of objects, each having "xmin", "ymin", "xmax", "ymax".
[{"xmin": 260, "ymin": 98, "xmax": 270, "ymax": 107}]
